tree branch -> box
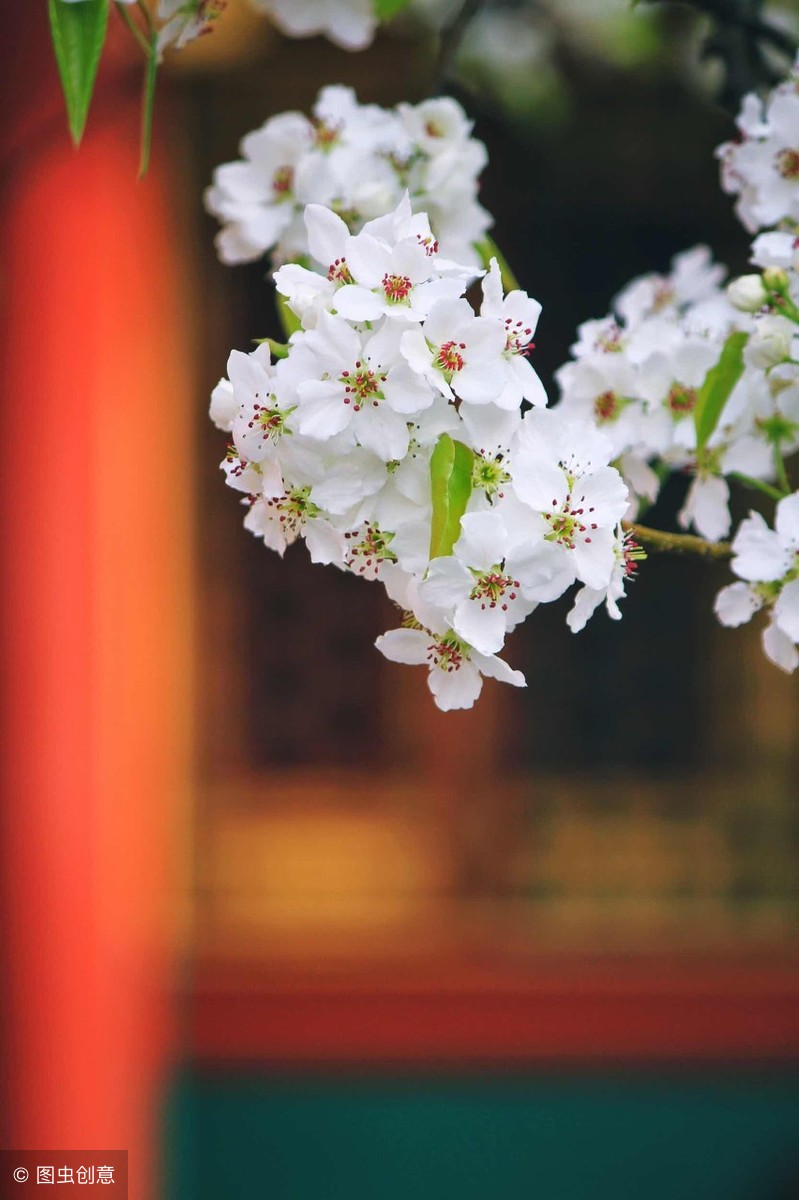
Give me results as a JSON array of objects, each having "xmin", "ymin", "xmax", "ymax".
[{"xmin": 623, "ymin": 521, "xmax": 733, "ymax": 559}]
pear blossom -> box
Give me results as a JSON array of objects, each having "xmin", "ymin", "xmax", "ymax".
[
  {"xmin": 400, "ymin": 299, "xmax": 507, "ymax": 405},
  {"xmin": 715, "ymin": 493, "xmax": 799, "ymax": 672},
  {"xmin": 376, "ymin": 626, "xmax": 525, "ymax": 711},
  {"xmin": 206, "ymin": 87, "xmax": 491, "ymax": 270},
  {"xmin": 418, "ymin": 510, "xmax": 537, "ymax": 655},
  {"xmin": 156, "ymin": 0, "xmax": 226, "ymax": 54},
  {"xmin": 717, "ymin": 57, "xmax": 799, "ymax": 234},
  {"xmin": 249, "ymin": 0, "xmax": 378, "ymax": 50},
  {"xmin": 566, "ymin": 527, "xmax": 644, "ymax": 633},
  {"xmin": 508, "ymin": 409, "xmax": 630, "ymax": 595}
]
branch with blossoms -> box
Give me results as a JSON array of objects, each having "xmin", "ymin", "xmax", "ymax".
[
  {"xmin": 48, "ymin": 0, "xmax": 796, "ymax": 174},
  {"xmin": 204, "ymin": 59, "xmax": 799, "ymax": 710},
  {"xmin": 49, "ymin": 0, "xmax": 799, "ymax": 708}
]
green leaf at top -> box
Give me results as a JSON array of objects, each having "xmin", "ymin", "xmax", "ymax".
[
  {"xmin": 476, "ymin": 236, "xmax": 522, "ymax": 294},
  {"xmin": 429, "ymin": 434, "xmax": 474, "ymax": 561},
  {"xmin": 373, "ymin": 0, "xmax": 413, "ymax": 19},
  {"xmin": 694, "ymin": 331, "xmax": 748, "ymax": 452},
  {"xmin": 276, "ymin": 292, "xmax": 302, "ymax": 339},
  {"xmin": 48, "ymin": 0, "xmax": 110, "ymax": 145}
]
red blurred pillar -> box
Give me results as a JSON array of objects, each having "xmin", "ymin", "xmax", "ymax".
[{"xmin": 0, "ymin": 14, "xmax": 194, "ymax": 1198}]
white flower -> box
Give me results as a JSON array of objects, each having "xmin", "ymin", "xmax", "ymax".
[
  {"xmin": 715, "ymin": 492, "xmax": 799, "ymax": 673},
  {"xmin": 417, "ymin": 510, "xmax": 536, "ymax": 654},
  {"xmin": 249, "ymin": 0, "xmax": 378, "ymax": 50},
  {"xmin": 566, "ymin": 527, "xmax": 643, "ymax": 632},
  {"xmin": 401, "ymin": 298, "xmax": 507, "ymax": 405},
  {"xmin": 206, "ymin": 87, "xmax": 491, "ymax": 270},
  {"xmin": 156, "ymin": 0, "xmax": 226, "ymax": 54},
  {"xmin": 479, "ymin": 259, "xmax": 547, "ymax": 408},
  {"xmin": 375, "ymin": 626, "xmax": 525, "ymax": 711},
  {"xmin": 717, "ymin": 62, "xmax": 799, "ymax": 233},
  {"xmin": 509, "ymin": 408, "xmax": 629, "ymax": 595}
]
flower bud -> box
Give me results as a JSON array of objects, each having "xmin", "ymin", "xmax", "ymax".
[
  {"xmin": 746, "ymin": 316, "xmax": 792, "ymax": 369},
  {"xmin": 763, "ymin": 266, "xmax": 790, "ymax": 292},
  {"xmin": 727, "ymin": 274, "xmax": 768, "ymax": 311}
]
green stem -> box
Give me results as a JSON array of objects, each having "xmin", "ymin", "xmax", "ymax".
[
  {"xmin": 773, "ymin": 443, "xmax": 792, "ymax": 496},
  {"xmin": 729, "ymin": 471, "xmax": 785, "ymax": 503},
  {"xmin": 115, "ymin": 1, "xmax": 150, "ymax": 56},
  {"xmin": 623, "ymin": 521, "xmax": 732, "ymax": 560},
  {"xmin": 138, "ymin": 38, "xmax": 157, "ymax": 178}
]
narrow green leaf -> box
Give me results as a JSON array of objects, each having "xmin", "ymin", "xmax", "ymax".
[
  {"xmin": 138, "ymin": 39, "xmax": 158, "ymax": 178},
  {"xmin": 694, "ymin": 331, "xmax": 748, "ymax": 451},
  {"xmin": 276, "ymin": 293, "xmax": 302, "ymax": 339},
  {"xmin": 475, "ymin": 236, "xmax": 521, "ymax": 293},
  {"xmin": 429, "ymin": 434, "xmax": 474, "ymax": 561},
  {"xmin": 48, "ymin": 0, "xmax": 109, "ymax": 145},
  {"xmin": 373, "ymin": 0, "xmax": 413, "ymax": 19}
]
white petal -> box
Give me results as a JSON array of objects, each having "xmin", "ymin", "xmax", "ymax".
[
  {"xmin": 714, "ymin": 582, "xmax": 762, "ymax": 627},
  {"xmin": 453, "ymin": 601, "xmax": 507, "ymax": 656},
  {"xmin": 457, "ymin": 510, "xmax": 508, "ymax": 570},
  {"xmin": 774, "ymin": 578, "xmax": 799, "ymax": 641},
  {"xmin": 428, "ymin": 661, "xmax": 483, "ymax": 710},
  {"xmin": 375, "ymin": 628, "xmax": 430, "ymax": 666},
  {"xmin": 762, "ymin": 620, "xmax": 799, "ymax": 673},
  {"xmin": 775, "ymin": 492, "xmax": 799, "ymax": 548},
  {"xmin": 471, "ymin": 651, "xmax": 526, "ymax": 688}
]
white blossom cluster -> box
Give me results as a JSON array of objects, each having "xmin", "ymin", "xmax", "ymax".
[
  {"xmin": 210, "ymin": 197, "xmax": 634, "ymax": 709},
  {"xmin": 717, "ymin": 52, "xmax": 799, "ymax": 237},
  {"xmin": 552, "ymin": 58, "xmax": 799, "ymax": 675},
  {"xmin": 249, "ymin": 0, "xmax": 379, "ymax": 50},
  {"xmin": 715, "ymin": 491, "xmax": 799, "ymax": 672},
  {"xmin": 61, "ymin": 0, "xmax": 227, "ymax": 55},
  {"xmin": 205, "ymin": 87, "xmax": 491, "ymax": 270},
  {"xmin": 555, "ymin": 245, "xmax": 790, "ymax": 542}
]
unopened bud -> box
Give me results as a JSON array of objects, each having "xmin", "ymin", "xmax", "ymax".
[
  {"xmin": 763, "ymin": 266, "xmax": 789, "ymax": 292},
  {"xmin": 727, "ymin": 274, "xmax": 768, "ymax": 312}
]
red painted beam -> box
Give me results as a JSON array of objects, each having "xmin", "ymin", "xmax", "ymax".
[{"xmin": 190, "ymin": 965, "xmax": 799, "ymax": 1066}]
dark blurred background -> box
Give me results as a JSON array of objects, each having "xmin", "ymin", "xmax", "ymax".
[{"xmin": 2, "ymin": 3, "xmax": 799, "ymax": 1198}]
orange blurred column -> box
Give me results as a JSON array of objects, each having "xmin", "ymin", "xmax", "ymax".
[{"xmin": 0, "ymin": 13, "xmax": 194, "ymax": 1198}]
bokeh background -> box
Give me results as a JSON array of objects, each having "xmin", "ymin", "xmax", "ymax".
[{"xmin": 2, "ymin": 2, "xmax": 799, "ymax": 1198}]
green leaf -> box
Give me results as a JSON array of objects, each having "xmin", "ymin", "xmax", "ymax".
[
  {"xmin": 276, "ymin": 293, "xmax": 302, "ymax": 339},
  {"xmin": 475, "ymin": 236, "xmax": 521, "ymax": 293},
  {"xmin": 373, "ymin": 0, "xmax": 413, "ymax": 18},
  {"xmin": 138, "ymin": 40, "xmax": 158, "ymax": 179},
  {"xmin": 694, "ymin": 331, "xmax": 748, "ymax": 451},
  {"xmin": 429, "ymin": 435, "xmax": 474, "ymax": 561},
  {"xmin": 48, "ymin": 0, "xmax": 109, "ymax": 145}
]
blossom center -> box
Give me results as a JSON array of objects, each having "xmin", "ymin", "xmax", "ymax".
[
  {"xmin": 313, "ymin": 119, "xmax": 340, "ymax": 150},
  {"xmin": 666, "ymin": 383, "xmax": 697, "ymax": 417},
  {"xmin": 248, "ymin": 398, "xmax": 293, "ymax": 442},
  {"xmin": 382, "ymin": 273, "xmax": 413, "ymax": 304},
  {"xmin": 328, "ymin": 257, "xmax": 353, "ymax": 283},
  {"xmin": 503, "ymin": 318, "xmax": 534, "ymax": 356},
  {"xmin": 272, "ymin": 165, "xmax": 294, "ymax": 198},
  {"xmin": 435, "ymin": 340, "xmax": 465, "ymax": 375},
  {"xmin": 594, "ymin": 390, "xmax": 625, "ymax": 423},
  {"xmin": 263, "ymin": 487, "xmax": 318, "ymax": 534},
  {"xmin": 776, "ymin": 148, "xmax": 799, "ymax": 180},
  {"xmin": 472, "ymin": 452, "xmax": 510, "ymax": 498},
  {"xmin": 344, "ymin": 524, "xmax": 397, "ymax": 576},
  {"xmin": 652, "ymin": 283, "xmax": 674, "ymax": 312},
  {"xmin": 469, "ymin": 567, "xmax": 519, "ymax": 611},
  {"xmin": 428, "ymin": 634, "xmax": 466, "ymax": 673},
  {"xmin": 340, "ymin": 361, "xmax": 386, "ymax": 410},
  {"xmin": 543, "ymin": 493, "xmax": 598, "ymax": 550}
]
